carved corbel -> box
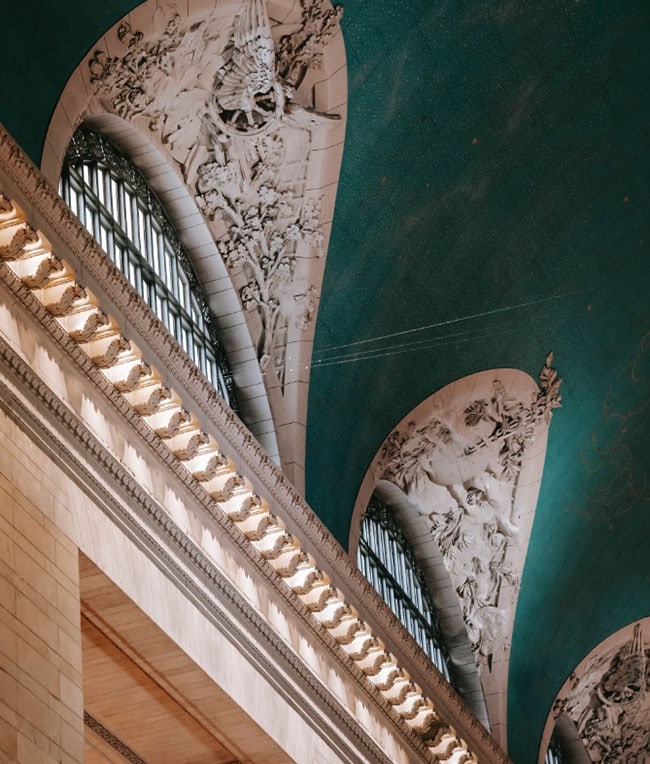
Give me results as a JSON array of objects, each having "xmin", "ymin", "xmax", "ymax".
[
  {"xmin": 84, "ymin": 335, "xmax": 131, "ymax": 368},
  {"xmin": 0, "ymin": 223, "xmax": 40, "ymax": 260},
  {"xmin": 165, "ymin": 428, "xmax": 210, "ymax": 461},
  {"xmin": 122, "ymin": 380, "xmax": 171, "ymax": 416},
  {"xmin": 298, "ymin": 581, "xmax": 333, "ymax": 612},
  {"xmin": 145, "ymin": 405, "xmax": 191, "ymax": 439},
  {"xmin": 58, "ymin": 306, "xmax": 109, "ymax": 342},
  {"xmin": 265, "ymin": 544, "xmax": 304, "ymax": 577},
  {"xmin": 200, "ymin": 471, "xmax": 244, "ymax": 503},
  {"xmin": 184, "ymin": 450, "xmax": 229, "ymax": 482},
  {"xmin": 38, "ymin": 281, "xmax": 87, "ymax": 316},
  {"xmin": 11, "ymin": 252, "xmax": 63, "ymax": 287},
  {"xmin": 103, "ymin": 358, "xmax": 151, "ymax": 392},
  {"xmin": 254, "ymin": 527, "xmax": 292, "ymax": 558}
]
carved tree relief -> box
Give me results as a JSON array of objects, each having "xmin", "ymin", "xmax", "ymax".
[{"xmin": 87, "ymin": 0, "xmax": 342, "ymax": 389}]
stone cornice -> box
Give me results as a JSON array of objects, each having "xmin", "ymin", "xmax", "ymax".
[
  {"xmin": 0, "ymin": 328, "xmax": 397, "ymax": 764},
  {"xmin": 0, "ymin": 124, "xmax": 509, "ymax": 763},
  {"xmin": 0, "ymin": 231, "xmax": 434, "ymax": 763}
]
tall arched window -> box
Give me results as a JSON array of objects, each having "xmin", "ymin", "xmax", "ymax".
[
  {"xmin": 358, "ymin": 495, "xmax": 454, "ymax": 682},
  {"xmin": 60, "ymin": 126, "xmax": 238, "ymax": 411}
]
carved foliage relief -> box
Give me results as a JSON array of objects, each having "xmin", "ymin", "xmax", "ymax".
[
  {"xmin": 86, "ymin": 0, "xmax": 342, "ymax": 386},
  {"xmin": 375, "ymin": 357, "xmax": 561, "ymax": 664},
  {"xmin": 550, "ymin": 620, "xmax": 650, "ymax": 763}
]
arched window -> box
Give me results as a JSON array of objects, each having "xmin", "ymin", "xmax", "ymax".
[
  {"xmin": 60, "ymin": 126, "xmax": 238, "ymax": 411},
  {"xmin": 358, "ymin": 495, "xmax": 454, "ymax": 682}
]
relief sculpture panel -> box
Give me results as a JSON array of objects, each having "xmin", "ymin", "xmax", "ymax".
[
  {"xmin": 376, "ymin": 356, "xmax": 561, "ymax": 662},
  {"xmin": 45, "ymin": 0, "xmax": 346, "ymax": 485},
  {"xmin": 547, "ymin": 620, "xmax": 650, "ymax": 764},
  {"xmin": 353, "ymin": 358, "xmax": 561, "ymax": 737},
  {"xmin": 85, "ymin": 0, "xmax": 342, "ymax": 387}
]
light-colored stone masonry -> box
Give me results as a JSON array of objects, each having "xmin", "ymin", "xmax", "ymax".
[{"xmin": 0, "ymin": 410, "xmax": 84, "ymax": 764}]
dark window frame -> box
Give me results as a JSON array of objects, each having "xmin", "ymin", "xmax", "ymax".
[
  {"xmin": 358, "ymin": 495, "xmax": 455, "ymax": 683},
  {"xmin": 61, "ymin": 126, "xmax": 239, "ymax": 412}
]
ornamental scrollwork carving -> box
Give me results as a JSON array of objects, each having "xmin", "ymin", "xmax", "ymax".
[
  {"xmin": 87, "ymin": 0, "xmax": 341, "ymax": 390},
  {"xmin": 377, "ymin": 356, "xmax": 562, "ymax": 661}
]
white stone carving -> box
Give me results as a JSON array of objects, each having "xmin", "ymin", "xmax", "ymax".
[
  {"xmin": 195, "ymin": 132, "xmax": 324, "ymax": 375},
  {"xmin": 377, "ymin": 356, "xmax": 561, "ymax": 661},
  {"xmin": 214, "ymin": 0, "xmax": 284, "ymax": 135},
  {"xmin": 87, "ymin": 0, "xmax": 341, "ymax": 388},
  {"xmin": 550, "ymin": 621, "xmax": 650, "ymax": 763}
]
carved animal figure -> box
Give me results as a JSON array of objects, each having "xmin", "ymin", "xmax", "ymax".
[
  {"xmin": 214, "ymin": 0, "xmax": 339, "ymax": 135},
  {"xmin": 214, "ymin": 0, "xmax": 284, "ymax": 132}
]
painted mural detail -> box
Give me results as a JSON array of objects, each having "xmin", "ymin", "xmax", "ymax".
[
  {"xmin": 88, "ymin": 0, "xmax": 341, "ymax": 386},
  {"xmin": 378, "ymin": 355, "xmax": 561, "ymax": 661},
  {"xmin": 551, "ymin": 621, "xmax": 650, "ymax": 763},
  {"xmin": 571, "ymin": 330, "xmax": 650, "ymax": 522}
]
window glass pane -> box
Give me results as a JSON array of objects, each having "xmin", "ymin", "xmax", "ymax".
[
  {"xmin": 61, "ymin": 125, "xmax": 238, "ymax": 412},
  {"xmin": 358, "ymin": 496, "xmax": 453, "ymax": 683},
  {"xmin": 110, "ymin": 177, "xmax": 120, "ymax": 219}
]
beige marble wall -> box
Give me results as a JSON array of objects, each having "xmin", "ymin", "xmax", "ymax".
[{"xmin": 0, "ymin": 410, "xmax": 84, "ymax": 764}]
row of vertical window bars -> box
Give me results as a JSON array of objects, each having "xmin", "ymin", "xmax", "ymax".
[
  {"xmin": 357, "ymin": 497, "xmax": 453, "ymax": 683},
  {"xmin": 544, "ymin": 734, "xmax": 565, "ymax": 764},
  {"xmin": 60, "ymin": 128, "xmax": 238, "ymax": 411}
]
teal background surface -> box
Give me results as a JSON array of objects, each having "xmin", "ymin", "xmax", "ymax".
[{"xmin": 1, "ymin": 2, "xmax": 648, "ymax": 760}]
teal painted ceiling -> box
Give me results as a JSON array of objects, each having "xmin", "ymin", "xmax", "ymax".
[{"xmin": 1, "ymin": 1, "xmax": 649, "ymax": 761}]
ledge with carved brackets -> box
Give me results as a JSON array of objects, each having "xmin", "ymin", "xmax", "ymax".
[{"xmin": 1, "ymin": 124, "xmax": 509, "ymax": 762}]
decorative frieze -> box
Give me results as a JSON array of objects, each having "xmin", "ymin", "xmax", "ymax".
[{"xmin": 84, "ymin": 713, "xmax": 146, "ymax": 764}]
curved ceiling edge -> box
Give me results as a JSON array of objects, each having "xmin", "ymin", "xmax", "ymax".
[
  {"xmin": 351, "ymin": 360, "xmax": 562, "ymax": 749},
  {"xmin": 42, "ymin": 0, "xmax": 347, "ymax": 490}
]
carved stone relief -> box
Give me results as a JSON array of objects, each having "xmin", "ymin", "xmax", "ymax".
[
  {"xmin": 375, "ymin": 356, "xmax": 561, "ymax": 663},
  {"xmin": 548, "ymin": 620, "xmax": 650, "ymax": 764},
  {"xmin": 350, "ymin": 360, "xmax": 561, "ymax": 742},
  {"xmin": 86, "ymin": 0, "xmax": 342, "ymax": 389},
  {"xmin": 350, "ymin": 354, "xmax": 561, "ymax": 671}
]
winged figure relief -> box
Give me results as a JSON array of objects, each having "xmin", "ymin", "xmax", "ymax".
[
  {"xmin": 214, "ymin": 0, "xmax": 339, "ymax": 135},
  {"xmin": 214, "ymin": 0, "xmax": 285, "ymax": 134}
]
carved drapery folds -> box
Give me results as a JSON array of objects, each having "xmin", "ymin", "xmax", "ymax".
[
  {"xmin": 546, "ymin": 620, "xmax": 650, "ymax": 764},
  {"xmin": 85, "ymin": 0, "xmax": 342, "ymax": 390}
]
